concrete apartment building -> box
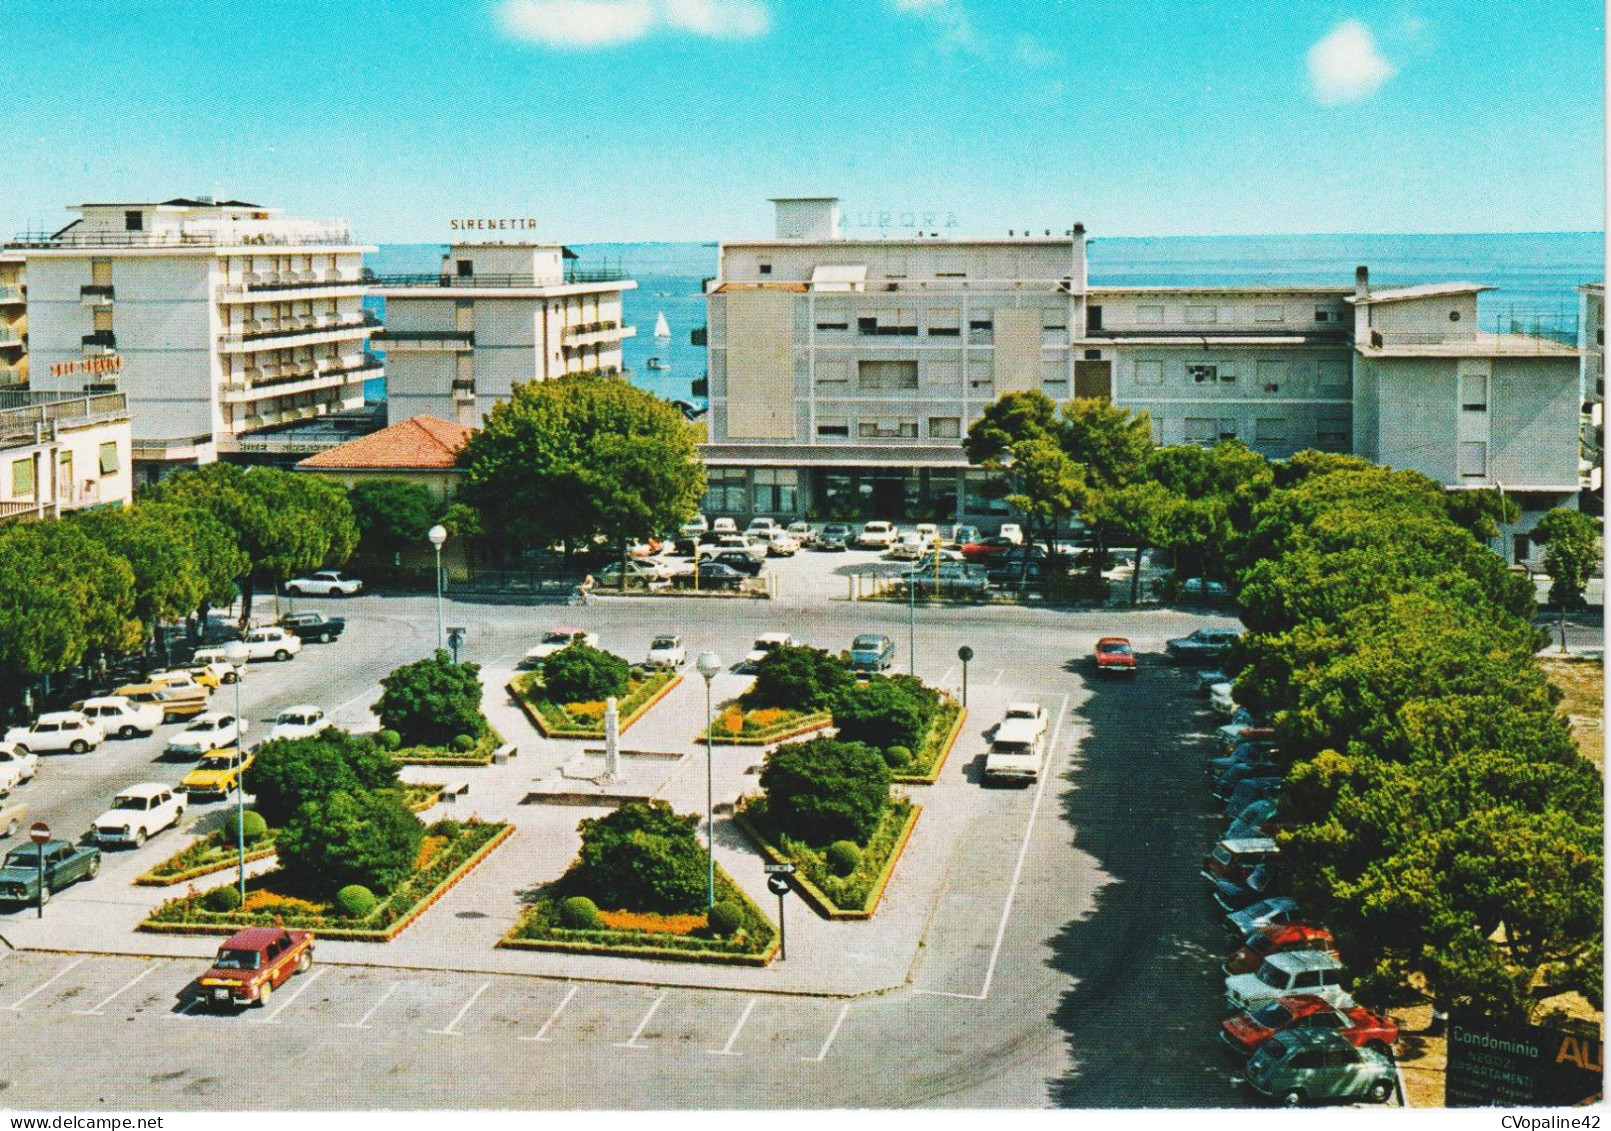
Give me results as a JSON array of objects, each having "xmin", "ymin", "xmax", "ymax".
[
  {"xmin": 703, "ymin": 198, "xmax": 1586, "ymax": 539},
  {"xmin": 371, "ymin": 243, "xmax": 635, "ymax": 426},
  {"xmin": 0, "ymin": 389, "xmax": 132, "ymax": 520},
  {"xmin": 8, "ymin": 198, "xmax": 379, "ymax": 483},
  {"xmin": 0, "ymin": 253, "xmax": 25, "ymax": 387},
  {"xmin": 1580, "ymin": 282, "xmax": 1603, "ymax": 502}
]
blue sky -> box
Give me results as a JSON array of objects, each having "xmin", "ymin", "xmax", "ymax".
[{"xmin": 0, "ymin": 0, "xmax": 1603, "ymax": 242}]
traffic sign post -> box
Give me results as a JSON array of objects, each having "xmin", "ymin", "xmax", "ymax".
[
  {"xmin": 957, "ymin": 645, "xmax": 974, "ymax": 707},
  {"xmin": 766, "ymin": 873, "xmax": 791, "ymax": 960},
  {"xmin": 28, "ymin": 821, "xmax": 48, "ymax": 919}
]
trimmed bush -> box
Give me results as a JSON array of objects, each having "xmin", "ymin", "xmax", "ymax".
[
  {"xmin": 542, "ymin": 642, "xmax": 630, "ymax": 704},
  {"xmin": 222, "ymin": 808, "xmax": 269, "ymax": 845},
  {"xmin": 274, "ymin": 788, "xmax": 426, "ymax": 897},
  {"xmin": 334, "ymin": 884, "xmax": 378, "ymax": 918},
  {"xmin": 759, "ymin": 737, "xmax": 891, "ymax": 846},
  {"xmin": 707, "ymin": 899, "xmax": 744, "ymax": 936},
  {"xmin": 832, "ymin": 675, "xmax": 939, "ymax": 753},
  {"xmin": 451, "ymin": 733, "xmax": 475, "ymax": 752},
  {"xmin": 205, "ymin": 884, "xmax": 242, "ymax": 912},
  {"xmin": 883, "ymin": 745, "xmax": 913, "ymax": 769},
  {"xmin": 559, "ymin": 895, "xmax": 603, "ymax": 929},
  {"xmin": 376, "ymin": 729, "xmax": 401, "ymax": 751},
  {"xmin": 825, "ymin": 840, "xmax": 862, "ymax": 877},
  {"xmin": 570, "ymin": 800, "xmax": 708, "ymax": 915},
  {"xmin": 375, "ymin": 650, "xmax": 488, "ymax": 748},
  {"xmin": 249, "ymin": 731, "xmax": 400, "ymax": 827},
  {"xmin": 743, "ymin": 644, "xmax": 853, "ymax": 712}
]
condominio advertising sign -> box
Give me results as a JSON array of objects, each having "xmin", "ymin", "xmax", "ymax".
[{"xmin": 1446, "ymin": 1010, "xmax": 1604, "ymax": 1107}]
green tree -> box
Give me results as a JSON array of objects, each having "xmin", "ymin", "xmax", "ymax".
[
  {"xmin": 1081, "ymin": 480, "xmax": 1177, "ymax": 604},
  {"xmin": 275, "ymin": 788, "xmax": 424, "ymax": 896},
  {"xmin": 248, "ymin": 729, "xmax": 401, "ymax": 826},
  {"xmin": 569, "ymin": 799, "xmax": 708, "ymax": 914},
  {"xmin": 760, "ymin": 736, "xmax": 891, "ymax": 845},
  {"xmin": 964, "ymin": 393, "xmax": 1086, "ymax": 585},
  {"xmin": 74, "ymin": 504, "xmax": 205, "ymax": 640},
  {"xmin": 1443, "ymin": 487, "xmax": 1521, "ymax": 543},
  {"xmin": 1060, "ymin": 399, "xmax": 1154, "ymax": 492},
  {"xmin": 1533, "ymin": 508, "xmax": 1601, "ymax": 653},
  {"xmin": 830, "ymin": 676, "xmax": 939, "ymax": 752},
  {"xmin": 348, "ymin": 479, "xmax": 442, "ymax": 559},
  {"xmin": 541, "ymin": 642, "xmax": 630, "ymax": 704},
  {"xmin": 373, "ymin": 650, "xmax": 487, "ymax": 748},
  {"xmin": 743, "ymin": 643, "xmax": 853, "ymax": 712}
]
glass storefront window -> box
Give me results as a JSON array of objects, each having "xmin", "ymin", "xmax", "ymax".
[
  {"xmin": 963, "ymin": 469, "xmax": 1014, "ymax": 516},
  {"xmin": 702, "ymin": 468, "xmax": 748, "ymax": 515},
  {"xmin": 752, "ymin": 468, "xmax": 798, "ymax": 516}
]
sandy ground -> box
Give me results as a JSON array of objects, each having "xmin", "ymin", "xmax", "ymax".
[{"xmin": 1538, "ymin": 655, "xmax": 1605, "ymax": 770}]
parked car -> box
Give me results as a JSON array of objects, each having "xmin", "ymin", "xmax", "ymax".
[
  {"xmin": 1208, "ymin": 742, "xmax": 1279, "ymax": 781},
  {"xmin": 645, "ymin": 634, "xmax": 686, "ymax": 669},
  {"xmin": 0, "ymin": 743, "xmax": 37, "ymax": 786},
  {"xmin": 1217, "ymin": 720, "xmax": 1274, "ymax": 750},
  {"xmin": 1223, "ymin": 993, "xmax": 1398, "ymax": 1059},
  {"xmin": 181, "ymin": 749, "xmax": 254, "ymax": 800},
  {"xmin": 710, "ymin": 517, "xmax": 738, "ymax": 534},
  {"xmin": 1242, "ymin": 1030, "xmax": 1396, "ymax": 1106},
  {"xmin": 857, "ymin": 521, "xmax": 898, "ymax": 549},
  {"xmin": 914, "ymin": 522, "xmax": 940, "ymax": 545},
  {"xmin": 1226, "ymin": 798, "xmax": 1281, "ymax": 841},
  {"xmin": 903, "ymin": 561, "xmax": 990, "ymax": 596},
  {"xmin": 284, "ymin": 570, "xmax": 363, "ymax": 597},
  {"xmin": 997, "ymin": 523, "xmax": 1024, "ymax": 544},
  {"xmin": 148, "ymin": 669, "xmax": 207, "ymax": 695},
  {"xmin": 80, "ymin": 695, "xmax": 164, "ymax": 739},
  {"xmin": 279, "ymin": 611, "xmax": 347, "ymax": 643},
  {"xmin": 521, "ymin": 628, "xmax": 599, "ymax": 668},
  {"xmin": 5, "ymin": 711, "xmax": 105, "ymax": 755},
  {"xmin": 1166, "ymin": 627, "xmax": 1242, "ymax": 663},
  {"xmin": 1224, "ymin": 776, "xmax": 1284, "ymax": 816},
  {"xmin": 679, "ymin": 514, "xmax": 709, "ymax": 537},
  {"xmin": 188, "ymin": 660, "xmax": 238, "ymax": 688},
  {"xmin": 1209, "ymin": 682, "xmax": 1239, "ymax": 716},
  {"xmin": 1197, "ymin": 669, "xmax": 1230, "ymax": 696},
  {"xmin": 1225, "ymin": 951, "xmax": 1353, "ymax": 1013},
  {"xmin": 946, "ymin": 524, "xmax": 982, "ymax": 549},
  {"xmin": 1227, "ymin": 895, "xmax": 1304, "ymax": 937},
  {"xmin": 889, "ymin": 532, "xmax": 930, "ymax": 561},
  {"xmin": 166, "ymin": 712, "xmax": 246, "ymax": 758},
  {"xmin": 684, "ymin": 562, "xmax": 747, "ymax": 590},
  {"xmin": 0, "ymin": 839, "xmax": 100, "ymax": 904},
  {"xmin": 984, "ymin": 702, "xmax": 1051, "ymax": 786},
  {"xmin": 762, "ymin": 529, "xmax": 799, "ymax": 557},
  {"xmin": 600, "ymin": 559, "xmax": 673, "ymax": 586},
  {"xmin": 197, "ymin": 927, "xmax": 315, "ymax": 1010},
  {"xmin": 1202, "ymin": 837, "xmax": 1281, "ymax": 884},
  {"xmin": 746, "ymin": 517, "xmax": 780, "ymax": 536},
  {"xmin": 698, "ymin": 534, "xmax": 768, "ymax": 564},
  {"xmin": 849, "ymin": 634, "xmax": 896, "ymax": 673},
  {"xmin": 238, "ymin": 626, "xmax": 302, "ymax": 662},
  {"xmin": 1225, "ymin": 923, "xmax": 1339, "ymax": 977},
  {"xmin": 115, "ymin": 683, "xmax": 210, "ymax": 722},
  {"xmin": 1180, "ymin": 577, "xmax": 1230, "ymax": 600},
  {"xmin": 986, "ymin": 547, "xmax": 1068, "ymax": 582},
  {"xmin": 269, "ymin": 705, "xmax": 329, "ymax": 742},
  {"xmin": 1094, "ymin": 636, "xmax": 1136, "ymax": 676},
  {"xmin": 93, "ymin": 782, "xmax": 186, "ymax": 848},
  {"xmin": 1213, "ymin": 862, "xmax": 1284, "ymax": 913},
  {"xmin": 705, "ymin": 549, "xmax": 765, "ymax": 577},
  {"xmin": 786, "ymin": 521, "xmax": 816, "ymax": 546},
  {"xmin": 1213, "ymin": 759, "xmax": 1283, "ymax": 803},
  {"xmin": 744, "ymin": 632, "xmax": 794, "ymax": 668},
  {"xmin": 819, "ymin": 522, "xmax": 853, "ymax": 544},
  {"xmin": 813, "ymin": 529, "xmax": 849, "ymax": 552},
  {"xmin": 960, "ymin": 536, "xmax": 1018, "ymax": 561}
]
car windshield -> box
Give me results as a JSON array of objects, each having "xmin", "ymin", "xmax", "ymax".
[
  {"xmin": 278, "ymin": 713, "xmax": 313, "ymax": 726},
  {"xmin": 1100, "ymin": 642, "xmax": 1133, "ymax": 655},
  {"xmin": 754, "ymin": 640, "xmax": 781, "ymax": 652},
  {"xmin": 541, "ymin": 632, "xmax": 573, "ymax": 644},
  {"xmin": 190, "ymin": 720, "xmax": 218, "ymax": 731},
  {"xmin": 112, "ymin": 795, "xmax": 147, "ymax": 811},
  {"xmin": 853, "ymin": 636, "xmax": 883, "ymax": 649},
  {"xmin": 3, "ymin": 846, "xmax": 40, "ymax": 866},
  {"xmin": 213, "ymin": 948, "xmax": 262, "ymax": 970},
  {"xmin": 651, "ymin": 637, "xmax": 678, "ymax": 650},
  {"xmin": 1255, "ymin": 962, "xmax": 1288, "ymax": 988},
  {"xmin": 1251, "ymin": 1001, "xmax": 1294, "ymax": 1028},
  {"xmin": 197, "ymin": 757, "xmax": 235, "ymax": 771}
]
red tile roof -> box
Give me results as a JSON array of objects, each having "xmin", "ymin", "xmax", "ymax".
[{"xmin": 297, "ymin": 416, "xmax": 472, "ymax": 471}]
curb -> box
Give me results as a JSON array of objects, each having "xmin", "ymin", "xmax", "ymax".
[
  {"xmin": 733, "ymin": 803, "xmax": 921, "ymax": 921},
  {"xmin": 508, "ymin": 672, "xmax": 682, "ymax": 740},
  {"xmin": 892, "ymin": 700, "xmax": 966, "ymax": 786},
  {"xmin": 697, "ymin": 712, "xmax": 834, "ymax": 747}
]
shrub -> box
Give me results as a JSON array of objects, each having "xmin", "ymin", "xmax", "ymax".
[
  {"xmin": 274, "ymin": 788, "xmax": 425, "ymax": 897},
  {"xmin": 334, "ymin": 884, "xmax": 378, "ymax": 918},
  {"xmin": 571, "ymin": 800, "xmax": 708, "ymax": 914},
  {"xmin": 743, "ymin": 644, "xmax": 853, "ymax": 712},
  {"xmin": 831, "ymin": 677, "xmax": 937, "ymax": 752},
  {"xmin": 205, "ymin": 884, "xmax": 242, "ymax": 912},
  {"xmin": 542, "ymin": 642, "xmax": 631, "ymax": 704},
  {"xmin": 249, "ymin": 730, "xmax": 400, "ymax": 827},
  {"xmin": 451, "ymin": 733, "xmax": 476, "ymax": 752},
  {"xmin": 222, "ymin": 808, "xmax": 269, "ymax": 844},
  {"xmin": 883, "ymin": 745, "xmax": 913, "ymax": 769},
  {"xmin": 559, "ymin": 895, "xmax": 603, "ymax": 929},
  {"xmin": 759, "ymin": 737, "xmax": 891, "ymax": 846},
  {"xmin": 825, "ymin": 840, "xmax": 862, "ymax": 877},
  {"xmin": 707, "ymin": 900, "xmax": 744, "ymax": 936},
  {"xmin": 374, "ymin": 650, "xmax": 487, "ymax": 748},
  {"xmin": 376, "ymin": 729, "xmax": 401, "ymax": 751},
  {"xmin": 428, "ymin": 818, "xmax": 462, "ymax": 839}
]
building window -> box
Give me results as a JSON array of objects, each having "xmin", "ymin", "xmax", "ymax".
[
  {"xmin": 1136, "ymin": 304, "xmax": 1164, "ymax": 325},
  {"xmin": 1187, "ymin": 364, "xmax": 1219, "ymax": 384},
  {"xmin": 928, "ymin": 417, "xmax": 961, "ymax": 439},
  {"xmin": 753, "ymin": 468, "xmax": 797, "ymax": 513},
  {"xmin": 968, "ymin": 360, "xmax": 994, "ymax": 390},
  {"xmin": 815, "ymin": 359, "xmax": 848, "ymax": 385},
  {"xmin": 817, "ymin": 423, "xmax": 850, "ymax": 438},
  {"xmin": 124, "ymin": 211, "xmax": 143, "ymax": 232},
  {"xmin": 858, "ymin": 360, "xmax": 919, "ymax": 390},
  {"xmin": 1317, "ymin": 359, "xmax": 1350, "ymax": 394},
  {"xmin": 928, "ymin": 307, "xmax": 961, "ymax": 337},
  {"xmin": 759, "ymin": 263, "xmax": 772, "ymax": 275},
  {"xmin": 1461, "ymin": 373, "xmax": 1489, "ymax": 411},
  {"xmin": 1459, "ymin": 440, "xmax": 1488, "ymax": 478},
  {"xmin": 1254, "ymin": 304, "xmax": 1285, "ymax": 323},
  {"xmin": 859, "ymin": 312, "xmax": 917, "ymax": 337},
  {"xmin": 1183, "ymin": 418, "xmax": 1217, "ymax": 444},
  {"xmin": 456, "ymin": 260, "xmax": 473, "ymax": 277},
  {"xmin": 702, "ymin": 468, "xmax": 749, "ymax": 513},
  {"xmin": 98, "ymin": 442, "xmax": 120, "ymax": 476},
  {"xmin": 816, "ymin": 320, "xmax": 849, "ymax": 332},
  {"xmin": 10, "ymin": 457, "xmax": 33, "ymax": 498},
  {"xmin": 1133, "ymin": 359, "xmax": 1163, "ymax": 386},
  {"xmin": 1316, "ymin": 424, "xmax": 1350, "ymax": 451},
  {"xmin": 1256, "ymin": 359, "xmax": 1287, "ymax": 391},
  {"xmin": 1449, "ymin": 310, "xmax": 1462, "ymax": 322},
  {"xmin": 1254, "ymin": 418, "xmax": 1287, "ymax": 443},
  {"xmin": 1314, "ymin": 309, "xmax": 1339, "ymax": 323},
  {"xmin": 1185, "ymin": 304, "xmax": 1217, "ymax": 324},
  {"xmin": 858, "ymin": 421, "xmax": 919, "ymax": 439}
]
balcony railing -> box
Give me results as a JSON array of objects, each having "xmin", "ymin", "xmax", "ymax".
[
  {"xmin": 0, "ymin": 285, "xmax": 24, "ymax": 304},
  {"xmin": 563, "ymin": 320, "xmax": 622, "ymax": 338},
  {"xmin": 0, "ymin": 329, "xmax": 23, "ymax": 348},
  {"xmin": 82, "ymin": 330, "xmax": 117, "ymax": 350},
  {"xmin": 369, "ymin": 329, "xmax": 475, "ymax": 346},
  {"xmin": 8, "ymin": 220, "xmax": 354, "ymax": 250},
  {"xmin": 364, "ymin": 266, "xmax": 629, "ymax": 288},
  {"xmin": 0, "ymin": 391, "xmax": 128, "ymax": 443},
  {"xmin": 224, "ymin": 311, "xmax": 380, "ymax": 345}
]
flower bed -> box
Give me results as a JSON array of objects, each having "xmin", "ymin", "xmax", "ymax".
[
  {"xmin": 734, "ymin": 797, "xmax": 919, "ymax": 920},
  {"xmin": 891, "ymin": 697, "xmax": 965, "ymax": 785},
  {"xmin": 403, "ymin": 782, "xmax": 444, "ymax": 811},
  {"xmin": 135, "ymin": 829, "xmax": 278, "ymax": 887},
  {"xmin": 393, "ymin": 727, "xmax": 504, "ymax": 767},
  {"xmin": 697, "ymin": 706, "xmax": 835, "ymax": 746},
  {"xmin": 138, "ymin": 819, "xmax": 513, "ymax": 942},
  {"xmin": 508, "ymin": 669, "xmax": 680, "ymax": 739},
  {"xmin": 499, "ymin": 868, "xmax": 778, "ymax": 965}
]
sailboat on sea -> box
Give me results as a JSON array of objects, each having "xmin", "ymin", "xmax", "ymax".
[{"xmin": 647, "ymin": 311, "xmax": 671, "ymax": 370}]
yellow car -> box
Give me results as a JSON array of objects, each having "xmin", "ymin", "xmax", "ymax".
[
  {"xmin": 115, "ymin": 683, "xmax": 210, "ymax": 722},
  {"xmin": 187, "ymin": 661, "xmax": 238, "ymax": 689},
  {"xmin": 180, "ymin": 748, "xmax": 254, "ymax": 800}
]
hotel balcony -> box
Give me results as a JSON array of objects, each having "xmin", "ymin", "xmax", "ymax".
[
  {"xmin": 0, "ymin": 285, "xmax": 24, "ymax": 305},
  {"xmin": 80, "ymin": 284, "xmax": 115, "ymax": 305},
  {"xmin": 368, "ymin": 328, "xmax": 475, "ymax": 352},
  {"xmin": 0, "ymin": 328, "xmax": 23, "ymax": 349},
  {"xmin": 8, "ymin": 219, "xmax": 355, "ymax": 251},
  {"xmin": 218, "ymin": 311, "xmax": 381, "ymax": 353},
  {"xmin": 217, "ymin": 273, "xmax": 370, "ymax": 303},
  {"xmin": 365, "ymin": 265, "xmax": 629, "ymax": 290},
  {"xmin": 224, "ymin": 352, "xmax": 380, "ymax": 402},
  {"xmin": 82, "ymin": 330, "xmax": 117, "ymax": 353},
  {"xmin": 561, "ymin": 321, "xmax": 635, "ymax": 351}
]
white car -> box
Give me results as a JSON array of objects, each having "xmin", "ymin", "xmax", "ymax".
[
  {"xmin": 746, "ymin": 517, "xmax": 780, "ymax": 535},
  {"xmin": 284, "ymin": 570, "xmax": 363, "ymax": 597},
  {"xmin": 985, "ymin": 704, "xmax": 1050, "ymax": 785},
  {"xmin": 1002, "ymin": 701, "xmax": 1050, "ymax": 737},
  {"xmin": 239, "ymin": 626, "xmax": 302, "ymax": 662},
  {"xmin": 915, "ymin": 523, "xmax": 940, "ymax": 545},
  {"xmin": 679, "ymin": 514, "xmax": 709, "ymax": 537},
  {"xmin": 166, "ymin": 712, "xmax": 246, "ymax": 758},
  {"xmin": 269, "ymin": 705, "xmax": 330, "ymax": 742},
  {"xmin": 998, "ymin": 523, "xmax": 1024, "ymax": 545},
  {"xmin": 857, "ymin": 521, "xmax": 898, "ymax": 549},
  {"xmin": 1209, "ymin": 682, "xmax": 1238, "ymax": 716},
  {"xmin": 710, "ymin": 517, "xmax": 738, "ymax": 534},
  {"xmin": 147, "ymin": 669, "xmax": 206, "ymax": 695},
  {"xmin": 522, "ymin": 627, "xmax": 600, "ymax": 668},
  {"xmin": 5, "ymin": 711, "xmax": 105, "ymax": 755},
  {"xmin": 698, "ymin": 534, "xmax": 767, "ymax": 563},
  {"xmin": 93, "ymin": 783, "xmax": 185, "ymax": 848},
  {"xmin": 0, "ymin": 743, "xmax": 38, "ymax": 786},
  {"xmin": 1224, "ymin": 952, "xmax": 1354, "ymax": 1013},
  {"xmin": 645, "ymin": 634, "xmax": 686, "ymax": 670},
  {"xmin": 744, "ymin": 632, "xmax": 794, "ymax": 668},
  {"xmin": 601, "ymin": 558, "xmax": 674, "ymax": 585},
  {"xmin": 762, "ymin": 530, "xmax": 799, "ymax": 557},
  {"xmin": 191, "ymin": 659, "xmax": 240, "ymax": 685},
  {"xmin": 888, "ymin": 532, "xmax": 930, "ymax": 561},
  {"xmin": 786, "ymin": 521, "xmax": 815, "ymax": 546},
  {"xmin": 80, "ymin": 695, "xmax": 164, "ymax": 739}
]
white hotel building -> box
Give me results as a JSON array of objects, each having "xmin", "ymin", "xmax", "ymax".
[{"xmin": 10, "ymin": 198, "xmax": 379, "ymax": 482}]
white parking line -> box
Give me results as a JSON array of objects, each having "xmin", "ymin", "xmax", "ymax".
[
  {"xmin": 614, "ymin": 992, "xmax": 666, "ymax": 1049},
  {"xmin": 801, "ymin": 1002, "xmax": 851, "ymax": 1063},
  {"xmin": 340, "ymin": 980, "xmax": 403, "ymax": 1029},
  {"xmin": 3, "ymin": 957, "xmax": 85, "ymax": 1011},
  {"xmin": 164, "ymin": 998, "xmax": 203, "ymax": 1020},
  {"xmin": 938, "ymin": 666, "xmax": 956, "ymax": 688},
  {"xmin": 707, "ymin": 997, "xmax": 757, "ymax": 1056},
  {"xmin": 326, "ymin": 687, "xmax": 380, "ymax": 722},
  {"xmin": 519, "ymin": 984, "xmax": 577, "ymax": 1043},
  {"xmin": 75, "ymin": 964, "xmax": 157, "ymax": 1015},
  {"xmin": 992, "ymin": 668, "xmax": 1005, "ymax": 684},
  {"xmin": 250, "ymin": 968, "xmax": 324, "ymax": 1024},
  {"xmin": 426, "ymin": 981, "xmax": 490, "ymax": 1037}
]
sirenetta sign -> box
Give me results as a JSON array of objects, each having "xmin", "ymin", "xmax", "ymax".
[
  {"xmin": 450, "ymin": 217, "xmax": 538, "ymax": 231},
  {"xmin": 50, "ymin": 354, "xmax": 121, "ymax": 380}
]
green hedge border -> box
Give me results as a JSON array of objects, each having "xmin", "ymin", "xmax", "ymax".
[
  {"xmin": 137, "ymin": 822, "xmax": 514, "ymax": 942},
  {"xmin": 393, "ymin": 727, "xmax": 505, "ymax": 767},
  {"xmin": 508, "ymin": 670, "xmax": 682, "ymax": 740},
  {"xmin": 697, "ymin": 710, "xmax": 834, "ymax": 746},
  {"xmin": 733, "ymin": 802, "xmax": 920, "ymax": 921},
  {"xmin": 499, "ymin": 867, "xmax": 779, "ymax": 966},
  {"xmin": 135, "ymin": 834, "xmax": 277, "ymax": 888},
  {"xmin": 892, "ymin": 698, "xmax": 965, "ymax": 785}
]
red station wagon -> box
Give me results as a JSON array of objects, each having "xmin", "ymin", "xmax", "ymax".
[
  {"xmin": 197, "ymin": 927, "xmax": 315, "ymax": 1009},
  {"xmin": 1225, "ymin": 922, "xmax": 1339, "ymax": 976},
  {"xmin": 1221, "ymin": 992, "xmax": 1399, "ymax": 1056}
]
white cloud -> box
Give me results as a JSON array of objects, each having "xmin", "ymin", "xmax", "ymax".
[
  {"xmin": 886, "ymin": 0, "xmax": 976, "ymax": 53},
  {"xmin": 1307, "ymin": 19, "xmax": 1397, "ymax": 105},
  {"xmin": 497, "ymin": 0, "xmax": 767, "ymax": 48}
]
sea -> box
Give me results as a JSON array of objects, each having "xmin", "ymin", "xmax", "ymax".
[{"xmin": 361, "ymin": 233, "xmax": 1604, "ymax": 406}]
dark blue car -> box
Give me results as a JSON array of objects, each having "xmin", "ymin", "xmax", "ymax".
[{"xmin": 849, "ymin": 634, "xmax": 895, "ymax": 673}]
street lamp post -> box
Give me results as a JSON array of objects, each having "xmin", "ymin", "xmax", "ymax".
[
  {"xmin": 222, "ymin": 640, "xmax": 250, "ymax": 905},
  {"xmin": 695, "ymin": 650, "xmax": 723, "ymax": 911},
  {"xmin": 428, "ymin": 524, "xmax": 448, "ymax": 655},
  {"xmin": 908, "ymin": 565, "xmax": 916, "ymax": 677}
]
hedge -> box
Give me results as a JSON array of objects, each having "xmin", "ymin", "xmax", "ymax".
[
  {"xmin": 135, "ymin": 829, "xmax": 279, "ymax": 887},
  {"xmin": 734, "ymin": 797, "xmax": 919, "ymax": 919},
  {"xmin": 392, "ymin": 726, "xmax": 504, "ymax": 767},
  {"xmin": 509, "ymin": 670, "xmax": 681, "ymax": 739},
  {"xmin": 891, "ymin": 697, "xmax": 965, "ymax": 785}
]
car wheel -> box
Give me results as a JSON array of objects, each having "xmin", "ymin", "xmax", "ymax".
[
  {"xmin": 133, "ymin": 829, "xmax": 146, "ymax": 848},
  {"xmin": 286, "ymin": 586, "xmax": 303, "ymax": 597},
  {"xmin": 297, "ymin": 950, "xmax": 312, "ymax": 974},
  {"xmin": 3, "ymin": 818, "xmax": 15, "ymax": 837},
  {"xmin": 12, "ymin": 744, "xmax": 26, "ymax": 755},
  {"xmin": 258, "ymin": 981, "xmax": 273, "ymax": 1007},
  {"xmin": 119, "ymin": 724, "xmax": 137, "ymax": 740},
  {"xmin": 69, "ymin": 740, "xmax": 89, "ymax": 755},
  {"xmin": 87, "ymin": 856, "xmax": 100, "ymax": 878},
  {"xmin": 223, "ymin": 671, "xmax": 237, "ymax": 684},
  {"xmin": 38, "ymin": 884, "xmax": 50, "ymax": 905},
  {"xmin": 1280, "ymin": 1090, "xmax": 1305, "ymax": 1108},
  {"xmin": 274, "ymin": 649, "xmax": 290, "ymax": 661},
  {"xmin": 1367, "ymin": 1080, "xmax": 1392, "ymax": 1104},
  {"xmin": 319, "ymin": 633, "xmax": 331, "ymax": 643}
]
